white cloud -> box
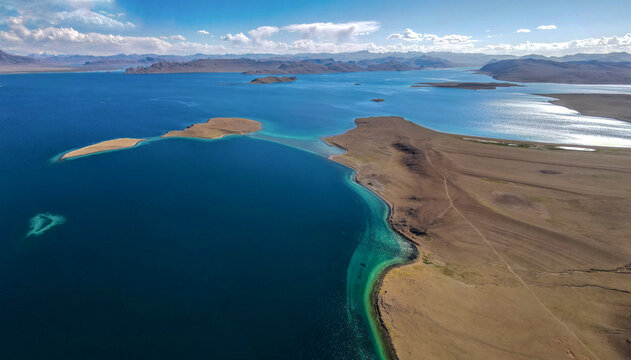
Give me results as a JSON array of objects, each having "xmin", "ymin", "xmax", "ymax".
[
  {"xmin": 197, "ymin": 29, "xmax": 209, "ymax": 35},
  {"xmin": 160, "ymin": 35, "xmax": 186, "ymax": 41},
  {"xmin": 0, "ymin": 17, "xmax": 224, "ymax": 55},
  {"xmin": 481, "ymin": 33, "xmax": 631, "ymax": 56},
  {"xmin": 55, "ymin": 8, "xmax": 135, "ymax": 28},
  {"xmin": 220, "ymin": 32, "xmax": 250, "ymax": 45},
  {"xmin": 516, "ymin": 28, "xmax": 531, "ymax": 33},
  {"xmin": 220, "ymin": 22, "xmax": 378, "ymax": 51},
  {"xmin": 248, "ymin": 26, "xmax": 279, "ymax": 44},
  {"xmin": 537, "ymin": 25, "xmax": 557, "ymax": 30},
  {"xmin": 220, "ymin": 26, "xmax": 281, "ymax": 50},
  {"xmin": 283, "ymin": 21, "xmax": 379, "ymax": 42},
  {"xmin": 387, "ymin": 28, "xmax": 474, "ymax": 45}
]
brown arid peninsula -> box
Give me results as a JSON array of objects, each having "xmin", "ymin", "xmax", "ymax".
[
  {"xmin": 326, "ymin": 116, "xmax": 631, "ymax": 360},
  {"xmin": 538, "ymin": 93, "xmax": 631, "ymax": 124},
  {"xmin": 477, "ymin": 59, "xmax": 631, "ymax": 84},
  {"xmin": 412, "ymin": 82, "xmax": 522, "ymax": 90},
  {"xmin": 60, "ymin": 117, "xmax": 261, "ymax": 160}
]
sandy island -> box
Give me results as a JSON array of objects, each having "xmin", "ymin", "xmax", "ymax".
[
  {"xmin": 60, "ymin": 118, "xmax": 261, "ymax": 160},
  {"xmin": 326, "ymin": 116, "xmax": 631, "ymax": 360},
  {"xmin": 162, "ymin": 117, "xmax": 261, "ymax": 139},
  {"xmin": 538, "ymin": 93, "xmax": 631, "ymax": 123},
  {"xmin": 249, "ymin": 76, "xmax": 297, "ymax": 84},
  {"xmin": 60, "ymin": 138, "xmax": 146, "ymax": 160},
  {"xmin": 412, "ymin": 82, "xmax": 522, "ymax": 90}
]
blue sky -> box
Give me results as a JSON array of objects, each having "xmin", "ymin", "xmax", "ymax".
[{"xmin": 1, "ymin": 0, "xmax": 630, "ymax": 56}]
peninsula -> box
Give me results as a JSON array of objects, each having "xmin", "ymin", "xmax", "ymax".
[
  {"xmin": 478, "ymin": 59, "xmax": 631, "ymax": 84},
  {"xmin": 60, "ymin": 118, "xmax": 261, "ymax": 160},
  {"xmin": 249, "ymin": 76, "xmax": 297, "ymax": 84},
  {"xmin": 537, "ymin": 93, "xmax": 631, "ymax": 123},
  {"xmin": 412, "ymin": 82, "xmax": 522, "ymax": 90},
  {"xmin": 327, "ymin": 116, "xmax": 631, "ymax": 360}
]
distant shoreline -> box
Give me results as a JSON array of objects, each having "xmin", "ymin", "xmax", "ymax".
[{"xmin": 536, "ymin": 93, "xmax": 631, "ymax": 123}]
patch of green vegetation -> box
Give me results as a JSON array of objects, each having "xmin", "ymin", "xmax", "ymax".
[
  {"xmin": 440, "ymin": 266, "xmax": 455, "ymax": 277},
  {"xmin": 421, "ymin": 252, "xmax": 459, "ymax": 279}
]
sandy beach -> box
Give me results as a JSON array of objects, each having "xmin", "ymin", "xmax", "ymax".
[
  {"xmin": 327, "ymin": 116, "xmax": 631, "ymax": 360},
  {"xmin": 60, "ymin": 138, "xmax": 146, "ymax": 160},
  {"xmin": 538, "ymin": 93, "xmax": 631, "ymax": 123}
]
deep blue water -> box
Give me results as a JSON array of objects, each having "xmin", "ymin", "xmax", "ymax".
[
  {"xmin": 0, "ymin": 135, "xmax": 406, "ymax": 359},
  {"xmin": 1, "ymin": 70, "xmax": 631, "ymax": 359}
]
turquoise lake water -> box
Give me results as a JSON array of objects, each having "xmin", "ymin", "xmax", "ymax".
[{"xmin": 1, "ymin": 69, "xmax": 631, "ymax": 359}]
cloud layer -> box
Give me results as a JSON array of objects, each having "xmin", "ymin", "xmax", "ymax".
[
  {"xmin": 0, "ymin": 3, "xmax": 629, "ymax": 57},
  {"xmin": 56, "ymin": 8, "xmax": 134, "ymax": 28}
]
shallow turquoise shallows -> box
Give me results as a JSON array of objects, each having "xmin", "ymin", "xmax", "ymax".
[{"xmin": 1, "ymin": 70, "xmax": 630, "ymax": 359}]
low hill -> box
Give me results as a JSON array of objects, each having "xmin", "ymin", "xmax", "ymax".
[
  {"xmin": 250, "ymin": 76, "xmax": 297, "ymax": 84},
  {"xmin": 478, "ymin": 59, "xmax": 631, "ymax": 84}
]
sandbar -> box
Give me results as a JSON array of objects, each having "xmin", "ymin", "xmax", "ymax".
[
  {"xmin": 60, "ymin": 138, "xmax": 146, "ymax": 160},
  {"xmin": 537, "ymin": 93, "xmax": 631, "ymax": 123},
  {"xmin": 326, "ymin": 116, "xmax": 631, "ymax": 360}
]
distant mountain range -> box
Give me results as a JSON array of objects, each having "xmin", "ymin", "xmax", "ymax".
[
  {"xmin": 478, "ymin": 58, "xmax": 631, "ymax": 84},
  {"xmin": 0, "ymin": 49, "xmax": 38, "ymax": 65},
  {"xmin": 4, "ymin": 48, "xmax": 631, "ymax": 82},
  {"xmin": 124, "ymin": 56, "xmax": 454, "ymax": 74}
]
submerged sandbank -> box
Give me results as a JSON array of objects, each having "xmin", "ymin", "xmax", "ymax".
[
  {"xmin": 326, "ymin": 116, "xmax": 631, "ymax": 360},
  {"xmin": 59, "ymin": 118, "xmax": 261, "ymax": 160},
  {"xmin": 26, "ymin": 213, "xmax": 66, "ymax": 237}
]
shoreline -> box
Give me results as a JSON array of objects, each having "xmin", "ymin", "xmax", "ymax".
[
  {"xmin": 535, "ymin": 93, "xmax": 631, "ymax": 124},
  {"xmin": 326, "ymin": 116, "xmax": 631, "ymax": 360},
  {"xmin": 326, "ymin": 135, "xmax": 419, "ymax": 360}
]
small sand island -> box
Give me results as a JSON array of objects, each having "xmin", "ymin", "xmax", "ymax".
[
  {"xmin": 327, "ymin": 116, "xmax": 631, "ymax": 360},
  {"xmin": 412, "ymin": 82, "xmax": 522, "ymax": 90},
  {"xmin": 60, "ymin": 118, "xmax": 261, "ymax": 160},
  {"xmin": 371, "ymin": 98, "xmax": 385, "ymax": 102},
  {"xmin": 249, "ymin": 76, "xmax": 297, "ymax": 84},
  {"xmin": 537, "ymin": 93, "xmax": 631, "ymax": 123},
  {"xmin": 60, "ymin": 138, "xmax": 146, "ymax": 160}
]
